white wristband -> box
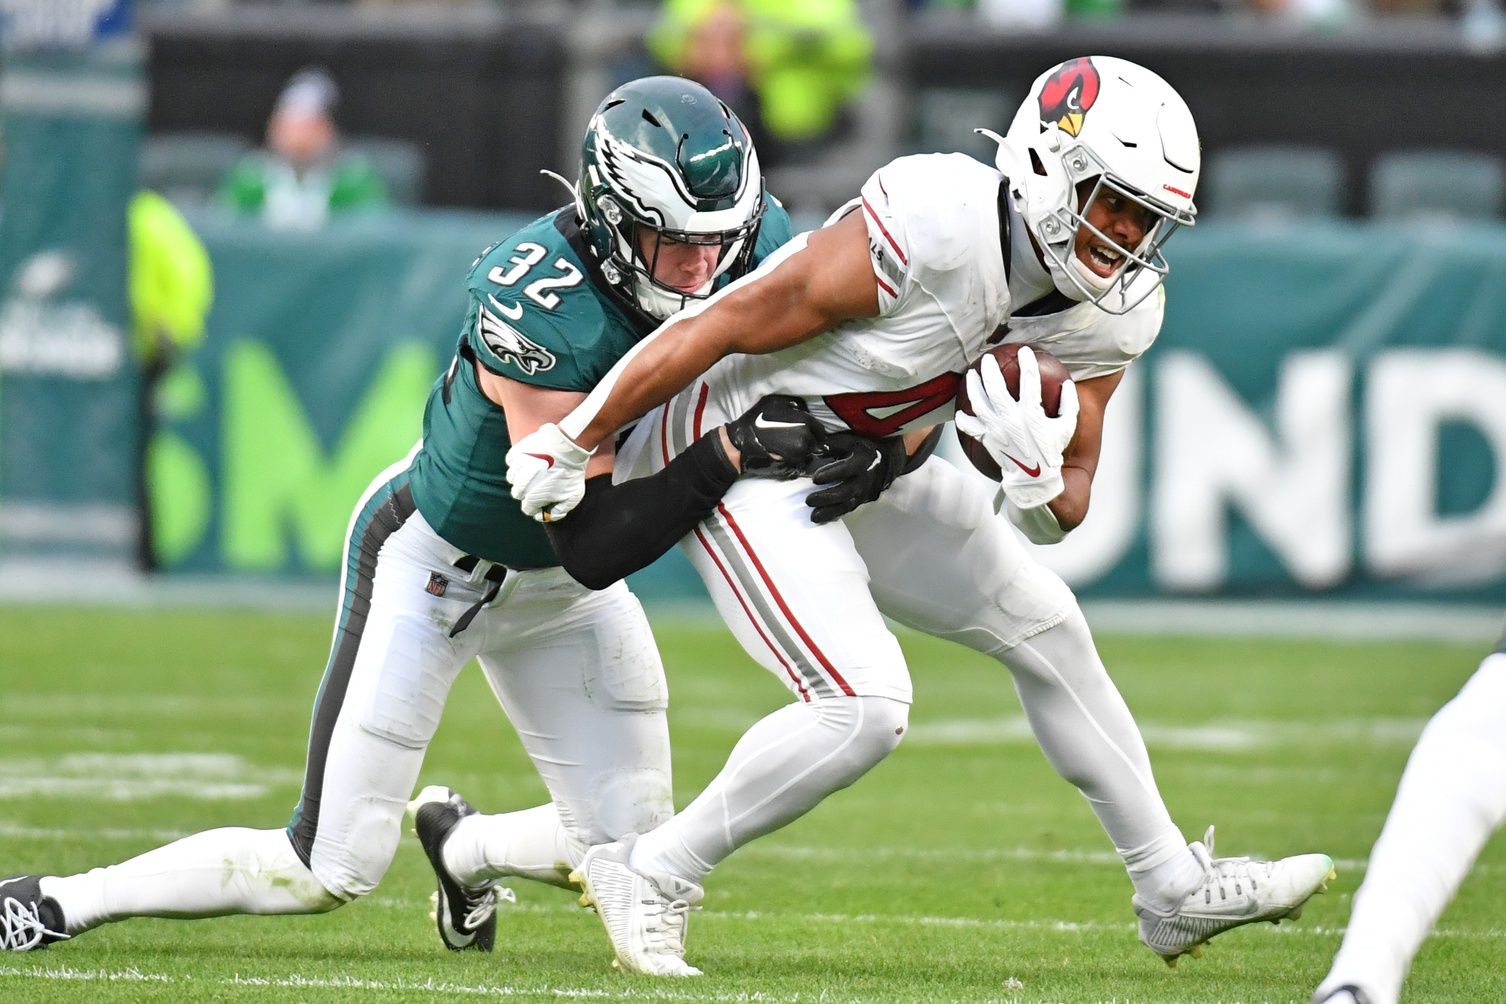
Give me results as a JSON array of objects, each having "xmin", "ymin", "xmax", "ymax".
[{"xmin": 1003, "ymin": 497, "xmax": 1068, "ymax": 545}]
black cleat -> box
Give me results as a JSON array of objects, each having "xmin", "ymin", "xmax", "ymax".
[
  {"xmin": 407, "ymin": 786, "xmax": 509, "ymax": 951},
  {"xmin": 1, "ymin": 875, "xmax": 68, "ymax": 951}
]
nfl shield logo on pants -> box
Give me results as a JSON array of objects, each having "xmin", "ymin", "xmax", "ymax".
[{"xmin": 426, "ymin": 573, "xmax": 449, "ymax": 597}]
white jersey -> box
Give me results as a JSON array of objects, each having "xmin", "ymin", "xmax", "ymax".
[
  {"xmin": 694, "ymin": 152, "xmax": 1011, "ymax": 441},
  {"xmin": 999, "ymin": 284, "xmax": 1163, "ymax": 384},
  {"xmin": 619, "ymin": 152, "xmax": 1163, "ymax": 476}
]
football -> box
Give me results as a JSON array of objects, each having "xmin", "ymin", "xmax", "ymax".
[{"xmin": 954, "ymin": 343, "xmax": 1073, "ymax": 481}]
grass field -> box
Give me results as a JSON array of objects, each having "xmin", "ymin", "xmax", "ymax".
[{"xmin": 0, "ymin": 604, "xmax": 1501, "ymax": 1003}]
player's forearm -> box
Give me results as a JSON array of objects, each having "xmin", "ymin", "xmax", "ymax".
[
  {"xmin": 558, "ymin": 310, "xmax": 726, "ymax": 449},
  {"xmin": 1047, "ymin": 466, "xmax": 1093, "ymax": 532},
  {"xmin": 559, "ymin": 227, "xmax": 857, "ymax": 451},
  {"xmin": 545, "ymin": 432, "xmax": 738, "ymax": 589}
]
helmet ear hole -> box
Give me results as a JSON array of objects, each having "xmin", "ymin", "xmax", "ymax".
[{"xmin": 1029, "ymin": 149, "xmax": 1048, "ymax": 177}]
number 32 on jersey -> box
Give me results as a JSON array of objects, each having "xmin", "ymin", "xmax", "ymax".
[{"xmin": 487, "ymin": 242, "xmax": 584, "ymax": 310}]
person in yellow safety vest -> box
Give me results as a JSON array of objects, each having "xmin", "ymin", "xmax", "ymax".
[
  {"xmin": 128, "ymin": 189, "xmax": 213, "ymax": 571},
  {"xmin": 648, "ymin": 0, "xmax": 873, "ymax": 163}
]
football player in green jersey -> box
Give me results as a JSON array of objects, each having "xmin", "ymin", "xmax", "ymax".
[{"xmin": 0, "ymin": 77, "xmax": 858, "ymax": 957}]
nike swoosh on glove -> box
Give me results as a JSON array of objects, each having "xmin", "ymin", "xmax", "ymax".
[
  {"xmin": 804, "ymin": 432, "xmax": 908, "ymax": 524},
  {"xmin": 506, "ymin": 422, "xmax": 595, "ymax": 522},
  {"xmin": 953, "ymin": 347, "xmax": 1079, "ymax": 511},
  {"xmin": 725, "ymin": 395, "xmax": 827, "ymax": 480}
]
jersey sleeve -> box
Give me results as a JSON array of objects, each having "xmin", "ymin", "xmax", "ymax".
[
  {"xmin": 1041, "ymin": 285, "xmax": 1165, "ymax": 382},
  {"xmin": 462, "ymin": 239, "xmax": 602, "ymax": 392},
  {"xmin": 856, "ymin": 154, "xmax": 995, "ymax": 317},
  {"xmin": 1088, "ymin": 284, "xmax": 1163, "ymax": 379},
  {"xmin": 751, "ymin": 194, "xmax": 795, "ymax": 263}
]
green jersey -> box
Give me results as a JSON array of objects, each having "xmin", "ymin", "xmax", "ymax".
[{"xmin": 407, "ymin": 201, "xmax": 794, "ymax": 568}]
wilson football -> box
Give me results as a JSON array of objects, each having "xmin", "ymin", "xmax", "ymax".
[{"xmin": 954, "ymin": 343, "xmax": 1072, "ymax": 481}]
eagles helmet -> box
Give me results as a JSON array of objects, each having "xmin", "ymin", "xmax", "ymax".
[
  {"xmin": 576, "ymin": 76, "xmax": 766, "ymax": 320},
  {"xmin": 980, "ymin": 56, "xmax": 1200, "ymax": 314}
]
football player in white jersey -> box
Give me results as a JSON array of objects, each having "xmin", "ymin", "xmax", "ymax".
[
  {"xmin": 1311, "ymin": 634, "xmax": 1506, "ymax": 1004},
  {"xmin": 507, "ymin": 56, "xmax": 1337, "ymax": 977}
]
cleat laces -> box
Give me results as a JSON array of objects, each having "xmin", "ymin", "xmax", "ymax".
[
  {"xmin": 1190, "ymin": 828, "xmax": 1273, "ymax": 909},
  {"xmin": 1, "ymin": 895, "xmax": 66, "ymax": 952},
  {"xmin": 641, "ymin": 892, "xmax": 696, "ymax": 955},
  {"xmin": 462, "ymin": 885, "xmax": 514, "ymax": 931}
]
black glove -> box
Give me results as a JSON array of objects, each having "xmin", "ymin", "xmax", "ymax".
[
  {"xmin": 725, "ymin": 395, "xmax": 826, "ymax": 480},
  {"xmin": 804, "ymin": 432, "xmax": 909, "ymax": 524}
]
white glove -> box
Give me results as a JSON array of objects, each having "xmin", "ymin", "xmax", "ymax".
[
  {"xmin": 953, "ymin": 347, "xmax": 1079, "ymax": 510},
  {"xmin": 505, "ymin": 422, "xmax": 595, "ymax": 522}
]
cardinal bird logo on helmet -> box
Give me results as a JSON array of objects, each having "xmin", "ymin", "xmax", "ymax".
[{"xmin": 1038, "ymin": 57, "xmax": 1101, "ymax": 138}]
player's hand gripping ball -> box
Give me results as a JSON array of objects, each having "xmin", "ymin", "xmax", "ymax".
[{"xmin": 954, "ymin": 343, "xmax": 1074, "ymax": 482}]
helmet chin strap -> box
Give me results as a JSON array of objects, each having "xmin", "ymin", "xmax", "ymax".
[
  {"xmin": 634, "ymin": 280, "xmax": 695, "ymax": 321},
  {"xmin": 977, "ymin": 126, "xmax": 1089, "ymax": 301},
  {"xmin": 1065, "ymin": 250, "xmax": 1114, "ymax": 296}
]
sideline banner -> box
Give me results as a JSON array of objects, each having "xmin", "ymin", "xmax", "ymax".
[
  {"xmin": 144, "ymin": 213, "xmax": 1506, "ymax": 602},
  {"xmin": 0, "ymin": 6, "xmax": 144, "ymax": 563},
  {"xmin": 972, "ymin": 221, "xmax": 1506, "ymax": 603},
  {"xmin": 148, "ymin": 211, "xmax": 514, "ymax": 575}
]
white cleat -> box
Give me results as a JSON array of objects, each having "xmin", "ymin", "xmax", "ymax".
[
  {"xmin": 1133, "ymin": 826, "xmax": 1336, "ymax": 967},
  {"xmin": 569, "ymin": 835, "xmax": 703, "ymax": 977}
]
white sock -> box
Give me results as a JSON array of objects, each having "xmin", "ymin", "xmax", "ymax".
[
  {"xmin": 39, "ymin": 827, "xmax": 340, "ymax": 935},
  {"xmin": 442, "ymin": 803, "xmax": 583, "ymax": 890},
  {"xmin": 1001, "ymin": 612, "xmax": 1201, "ymax": 911},
  {"xmin": 632, "ymin": 696, "xmax": 909, "ymax": 883},
  {"xmin": 1319, "ymin": 654, "xmax": 1506, "ymax": 1004}
]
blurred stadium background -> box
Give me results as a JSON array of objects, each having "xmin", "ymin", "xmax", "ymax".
[
  {"xmin": 3, "ymin": 0, "xmax": 1505, "ymax": 617},
  {"xmin": 2, "ymin": 1, "xmax": 1505, "ymax": 1000}
]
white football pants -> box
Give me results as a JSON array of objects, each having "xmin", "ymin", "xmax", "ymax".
[
  {"xmin": 1316, "ymin": 651, "xmax": 1506, "ymax": 1004},
  {"xmin": 617, "ymin": 401, "xmax": 1190, "ymax": 894},
  {"xmin": 41, "ymin": 457, "xmax": 672, "ymax": 933}
]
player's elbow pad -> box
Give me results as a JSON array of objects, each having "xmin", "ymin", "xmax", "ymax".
[
  {"xmin": 1005, "ymin": 498, "xmax": 1069, "ymax": 545},
  {"xmin": 546, "ymin": 433, "xmax": 738, "ymax": 590}
]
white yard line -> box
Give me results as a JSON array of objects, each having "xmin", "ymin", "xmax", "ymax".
[
  {"xmin": 0, "ymin": 822, "xmax": 1370, "ymax": 874},
  {"xmin": 680, "ymin": 711, "xmax": 1432, "ymax": 751},
  {"xmin": 0, "ymin": 753, "xmax": 299, "ymax": 802},
  {"xmin": 360, "ymin": 897, "xmax": 1506, "ymax": 944},
  {"xmin": 0, "ymin": 823, "xmax": 196, "ymax": 842},
  {"xmin": 3, "ymin": 911, "xmax": 1504, "ymax": 1004},
  {"xmin": 0, "ymin": 565, "xmax": 1497, "ymax": 644},
  {"xmin": 0, "ymin": 963, "xmax": 804, "ymax": 1001},
  {"xmin": 904, "ymin": 715, "xmax": 1431, "ymax": 751}
]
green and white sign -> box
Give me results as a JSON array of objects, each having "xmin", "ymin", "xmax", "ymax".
[
  {"xmin": 0, "ymin": 34, "xmax": 144, "ymax": 563},
  {"xmin": 112, "ymin": 212, "xmax": 1506, "ymax": 604}
]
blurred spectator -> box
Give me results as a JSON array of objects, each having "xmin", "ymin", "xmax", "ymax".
[
  {"xmin": 218, "ymin": 67, "xmax": 389, "ymax": 230},
  {"xmin": 648, "ymin": 0, "xmax": 873, "ymax": 167},
  {"xmin": 128, "ymin": 189, "xmax": 213, "ymax": 571},
  {"xmin": 910, "ymin": 0, "xmax": 1119, "ymax": 26},
  {"xmin": 663, "ymin": 2, "xmax": 777, "ymax": 161},
  {"xmin": 1242, "ymin": 0, "xmax": 1351, "ymax": 25}
]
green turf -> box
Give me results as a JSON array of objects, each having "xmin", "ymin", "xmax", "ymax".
[{"xmin": 1, "ymin": 605, "xmax": 1500, "ymax": 1002}]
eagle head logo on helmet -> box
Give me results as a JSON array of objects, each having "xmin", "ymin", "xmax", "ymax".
[{"xmin": 1036, "ymin": 57, "xmax": 1100, "ymax": 139}]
